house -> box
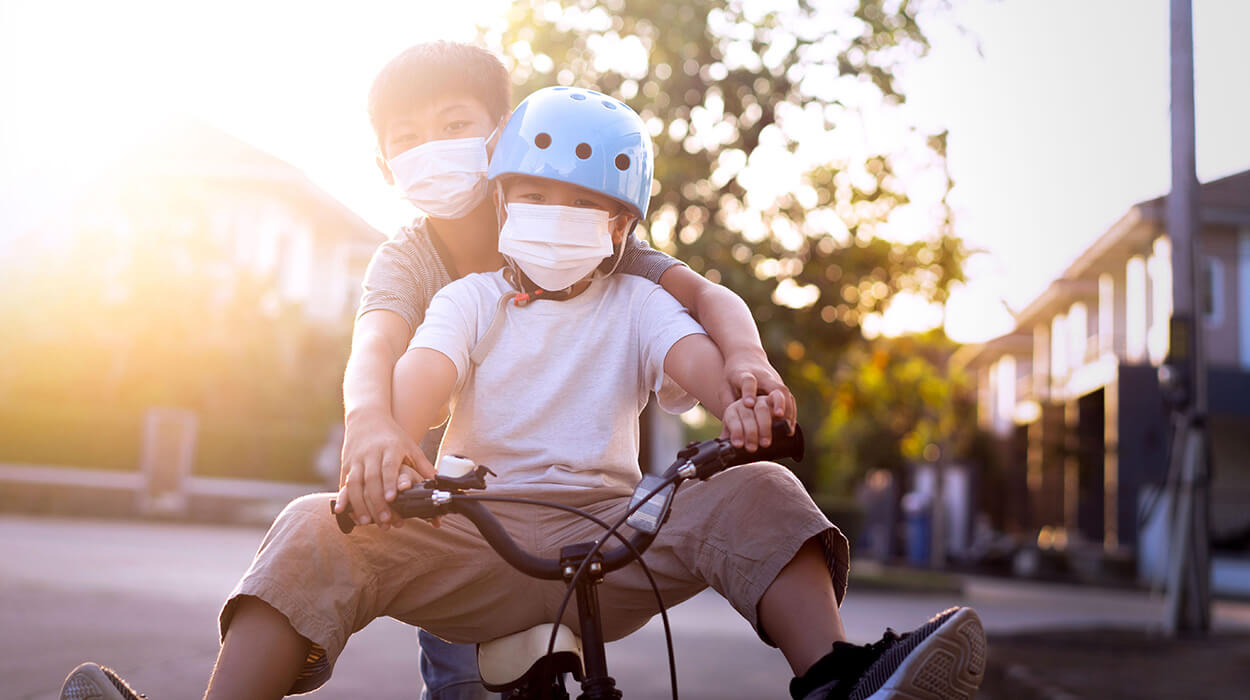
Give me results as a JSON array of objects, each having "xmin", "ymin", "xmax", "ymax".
[
  {"xmin": 957, "ymin": 169, "xmax": 1250, "ymax": 590},
  {"xmin": 0, "ymin": 120, "xmax": 385, "ymax": 518},
  {"xmin": 37, "ymin": 119, "xmax": 384, "ymax": 323}
]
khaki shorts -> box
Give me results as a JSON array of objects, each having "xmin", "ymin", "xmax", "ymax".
[{"xmin": 220, "ymin": 462, "xmax": 849, "ymax": 694}]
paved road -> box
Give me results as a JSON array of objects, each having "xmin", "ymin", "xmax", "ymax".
[{"xmin": 4, "ymin": 515, "xmax": 1249, "ymax": 699}]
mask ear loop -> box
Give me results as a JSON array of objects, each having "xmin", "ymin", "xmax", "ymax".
[
  {"xmin": 494, "ymin": 184, "xmax": 525, "ymax": 291},
  {"xmin": 597, "ymin": 213, "xmax": 638, "ymax": 279}
]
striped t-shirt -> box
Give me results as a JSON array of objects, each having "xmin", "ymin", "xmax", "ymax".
[{"xmin": 357, "ymin": 217, "xmax": 684, "ymax": 334}]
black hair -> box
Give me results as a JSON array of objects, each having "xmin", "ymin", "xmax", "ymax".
[{"xmin": 368, "ymin": 41, "xmax": 511, "ymax": 143}]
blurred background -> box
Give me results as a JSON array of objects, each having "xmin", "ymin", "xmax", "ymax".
[{"xmin": 3, "ymin": 1, "xmax": 1250, "ymax": 698}]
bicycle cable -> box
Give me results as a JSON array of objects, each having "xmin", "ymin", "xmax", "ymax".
[
  {"xmin": 540, "ymin": 471, "xmax": 684, "ymax": 699},
  {"xmin": 457, "ymin": 492, "xmax": 680, "ymax": 700}
]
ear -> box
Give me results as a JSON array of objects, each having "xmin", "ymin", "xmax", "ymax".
[
  {"xmin": 486, "ymin": 110, "xmax": 513, "ymax": 158},
  {"xmin": 376, "ymin": 152, "xmax": 395, "ymax": 186},
  {"xmin": 493, "ymin": 185, "xmax": 509, "ymax": 226},
  {"xmin": 610, "ymin": 214, "xmax": 637, "ymax": 245}
]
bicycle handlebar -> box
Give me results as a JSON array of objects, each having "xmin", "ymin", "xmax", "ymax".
[{"xmin": 331, "ymin": 420, "xmax": 802, "ymax": 579}]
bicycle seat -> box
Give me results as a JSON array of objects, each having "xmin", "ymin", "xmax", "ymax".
[{"xmin": 477, "ymin": 623, "xmax": 584, "ymax": 692}]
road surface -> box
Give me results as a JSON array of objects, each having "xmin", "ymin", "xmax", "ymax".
[{"xmin": 4, "ymin": 515, "xmax": 1249, "ymax": 699}]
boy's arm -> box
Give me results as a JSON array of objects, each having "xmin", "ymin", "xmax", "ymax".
[
  {"xmin": 657, "ymin": 265, "xmax": 796, "ymax": 425},
  {"xmin": 336, "ymin": 345, "xmax": 457, "ymax": 529},
  {"xmin": 663, "ymin": 333, "xmax": 782, "ymax": 453},
  {"xmin": 340, "ymin": 309, "xmax": 431, "ymax": 487}
]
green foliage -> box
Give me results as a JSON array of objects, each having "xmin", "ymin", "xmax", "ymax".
[
  {"xmin": 483, "ymin": 0, "xmax": 969, "ymax": 493},
  {"xmin": 817, "ymin": 330, "xmax": 978, "ymax": 492},
  {"xmin": 0, "ymin": 204, "xmax": 349, "ymax": 483}
]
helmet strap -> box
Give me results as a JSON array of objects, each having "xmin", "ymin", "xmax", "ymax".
[{"xmin": 502, "ymin": 264, "xmax": 578, "ymax": 306}]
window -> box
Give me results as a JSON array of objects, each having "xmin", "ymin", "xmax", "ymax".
[
  {"xmin": 1098, "ymin": 273, "xmax": 1114, "ymax": 356},
  {"xmin": 1202, "ymin": 256, "xmax": 1224, "ymax": 326},
  {"xmin": 1068, "ymin": 302, "xmax": 1087, "ymax": 368},
  {"xmin": 1051, "ymin": 313, "xmax": 1068, "ymax": 381},
  {"xmin": 1148, "ymin": 238, "xmax": 1172, "ymax": 364},
  {"xmin": 1126, "ymin": 256, "xmax": 1147, "ymax": 362}
]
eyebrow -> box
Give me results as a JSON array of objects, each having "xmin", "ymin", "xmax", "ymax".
[{"xmin": 436, "ymin": 102, "xmax": 476, "ymax": 117}]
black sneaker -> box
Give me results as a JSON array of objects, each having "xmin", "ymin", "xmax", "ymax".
[
  {"xmin": 59, "ymin": 662, "xmax": 149, "ymax": 700},
  {"xmin": 790, "ymin": 606, "xmax": 987, "ymax": 700}
]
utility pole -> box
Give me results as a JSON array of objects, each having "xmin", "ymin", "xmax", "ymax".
[{"xmin": 1161, "ymin": 0, "xmax": 1211, "ymax": 636}]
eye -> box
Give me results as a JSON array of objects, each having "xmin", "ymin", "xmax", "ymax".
[
  {"xmin": 445, "ymin": 120, "xmax": 470, "ymax": 132},
  {"xmin": 574, "ymin": 198, "xmax": 603, "ymax": 208},
  {"xmin": 518, "ymin": 192, "xmax": 545, "ymax": 202}
]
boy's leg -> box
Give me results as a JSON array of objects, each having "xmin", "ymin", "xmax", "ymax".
[
  {"xmin": 206, "ymin": 596, "xmax": 309, "ymax": 700},
  {"xmin": 758, "ymin": 537, "xmax": 848, "ymax": 674},
  {"xmin": 570, "ymin": 462, "xmax": 985, "ymax": 700},
  {"xmin": 215, "ymin": 493, "xmax": 531, "ymax": 697},
  {"xmin": 538, "ymin": 462, "xmax": 850, "ymax": 644},
  {"xmin": 418, "ymin": 629, "xmax": 498, "ymax": 700}
]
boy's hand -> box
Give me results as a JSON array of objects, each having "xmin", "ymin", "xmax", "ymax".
[
  {"xmin": 720, "ymin": 394, "xmax": 780, "ymax": 454},
  {"xmin": 335, "ymin": 411, "xmax": 435, "ymax": 530},
  {"xmin": 722, "ymin": 351, "xmax": 796, "ymax": 433}
]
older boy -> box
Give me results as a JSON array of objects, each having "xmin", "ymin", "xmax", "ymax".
[{"xmin": 344, "ymin": 41, "xmax": 795, "ymax": 700}]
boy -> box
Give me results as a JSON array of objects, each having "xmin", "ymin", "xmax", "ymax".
[
  {"xmin": 189, "ymin": 85, "xmax": 982, "ymax": 700},
  {"xmin": 342, "ymin": 41, "xmax": 794, "ymax": 700}
]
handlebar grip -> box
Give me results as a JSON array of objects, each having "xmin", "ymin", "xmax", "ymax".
[
  {"xmin": 731, "ymin": 420, "xmax": 804, "ymax": 465},
  {"xmin": 330, "ymin": 500, "xmax": 357, "ymax": 534},
  {"xmin": 676, "ymin": 420, "xmax": 804, "ymax": 480},
  {"xmin": 330, "ymin": 488, "xmax": 449, "ymax": 534}
]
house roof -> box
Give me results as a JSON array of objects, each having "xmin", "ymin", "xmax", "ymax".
[
  {"xmin": 1018, "ymin": 168, "xmax": 1250, "ymax": 328},
  {"xmin": 1136, "ymin": 169, "xmax": 1250, "ymax": 226},
  {"xmin": 124, "ymin": 119, "xmax": 382, "ymax": 244},
  {"xmin": 951, "ymin": 332, "xmax": 1032, "ymax": 372},
  {"xmin": 958, "ymin": 168, "xmax": 1250, "ymax": 368}
]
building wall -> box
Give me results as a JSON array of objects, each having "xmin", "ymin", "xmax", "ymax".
[
  {"xmin": 1203, "ymin": 225, "xmax": 1240, "ymax": 368},
  {"xmin": 1116, "ymin": 365, "xmax": 1170, "ymax": 548},
  {"xmin": 1238, "ymin": 228, "xmax": 1250, "ymax": 369}
]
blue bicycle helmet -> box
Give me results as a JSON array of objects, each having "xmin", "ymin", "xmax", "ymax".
[{"xmin": 488, "ymin": 86, "xmax": 654, "ymax": 218}]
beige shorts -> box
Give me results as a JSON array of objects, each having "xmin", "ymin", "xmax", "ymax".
[{"xmin": 220, "ymin": 462, "xmax": 849, "ymax": 694}]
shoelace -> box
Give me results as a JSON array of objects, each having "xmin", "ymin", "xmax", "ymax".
[
  {"xmin": 864, "ymin": 628, "xmax": 902, "ymax": 656},
  {"xmin": 102, "ymin": 666, "xmax": 147, "ymax": 700}
]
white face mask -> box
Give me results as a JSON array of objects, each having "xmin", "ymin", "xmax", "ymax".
[
  {"xmin": 498, "ymin": 202, "xmax": 615, "ymax": 291},
  {"xmin": 388, "ymin": 136, "xmax": 489, "ymax": 219}
]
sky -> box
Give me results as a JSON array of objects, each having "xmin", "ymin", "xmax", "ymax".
[{"xmin": 2, "ymin": 0, "xmax": 1248, "ymax": 343}]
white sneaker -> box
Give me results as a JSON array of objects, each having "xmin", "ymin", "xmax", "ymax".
[{"xmin": 59, "ymin": 662, "xmax": 148, "ymax": 700}]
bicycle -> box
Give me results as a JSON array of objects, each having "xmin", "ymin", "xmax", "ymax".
[{"xmin": 331, "ymin": 419, "xmax": 805, "ymax": 700}]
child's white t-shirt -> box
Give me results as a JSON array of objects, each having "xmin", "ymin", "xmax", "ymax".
[{"xmin": 408, "ymin": 270, "xmax": 705, "ymax": 494}]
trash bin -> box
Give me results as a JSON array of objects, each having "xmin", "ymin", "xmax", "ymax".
[{"xmin": 902, "ymin": 491, "xmax": 932, "ymax": 567}]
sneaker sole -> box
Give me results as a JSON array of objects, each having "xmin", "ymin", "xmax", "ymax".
[
  {"xmin": 59, "ymin": 663, "xmax": 144, "ymax": 700},
  {"xmin": 859, "ymin": 607, "xmax": 988, "ymax": 700}
]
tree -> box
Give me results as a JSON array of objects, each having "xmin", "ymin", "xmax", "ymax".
[
  {"xmin": 817, "ymin": 330, "xmax": 978, "ymax": 493},
  {"xmin": 483, "ymin": 0, "xmax": 968, "ymax": 491}
]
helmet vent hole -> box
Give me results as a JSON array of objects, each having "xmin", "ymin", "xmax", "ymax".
[
  {"xmin": 615, "ymin": 154, "xmax": 631, "ymax": 170},
  {"xmin": 601, "ymin": 100, "xmax": 617, "ymax": 110},
  {"xmin": 576, "ymin": 143, "xmax": 593, "ymax": 159},
  {"xmin": 571, "ymin": 93, "xmax": 587, "ymax": 101},
  {"xmin": 534, "ymin": 133, "xmax": 552, "ymax": 149}
]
